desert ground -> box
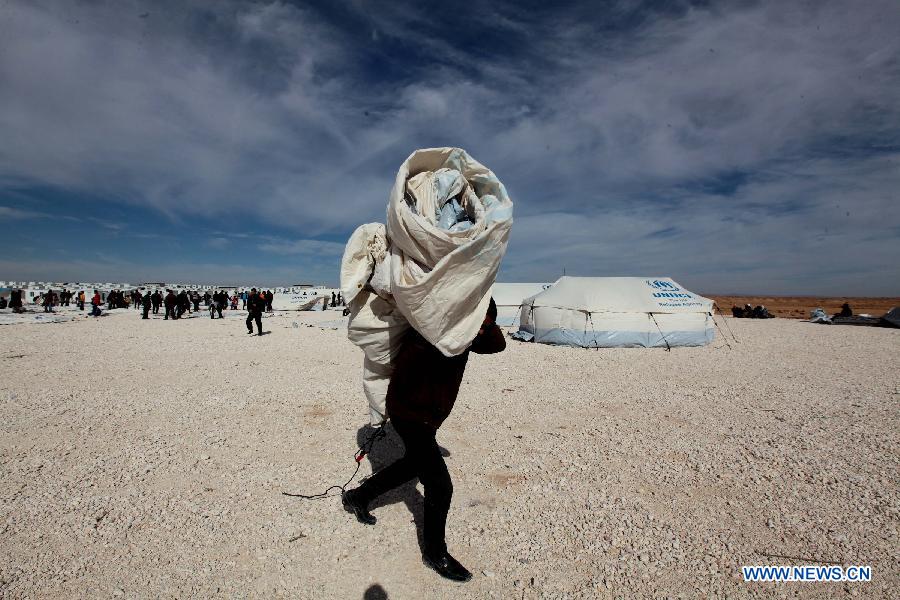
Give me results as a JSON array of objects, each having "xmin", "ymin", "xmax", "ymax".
[
  {"xmin": 1, "ymin": 306, "xmax": 898, "ymax": 598},
  {"xmin": 706, "ymin": 296, "xmax": 898, "ymax": 320}
]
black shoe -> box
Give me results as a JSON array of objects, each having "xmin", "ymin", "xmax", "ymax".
[
  {"xmin": 422, "ymin": 550, "xmax": 472, "ymax": 582},
  {"xmin": 257, "ymin": 332, "xmax": 263, "ymax": 336},
  {"xmin": 341, "ymin": 489, "xmax": 376, "ymax": 525},
  {"xmin": 247, "ymin": 330, "xmax": 253, "ymax": 334}
]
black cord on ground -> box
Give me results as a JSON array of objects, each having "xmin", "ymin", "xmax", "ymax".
[{"xmin": 282, "ymin": 426, "xmax": 386, "ymax": 500}]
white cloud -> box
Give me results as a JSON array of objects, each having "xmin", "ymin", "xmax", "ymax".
[
  {"xmin": 0, "ymin": 256, "xmax": 329, "ymax": 288},
  {"xmin": 258, "ymin": 238, "xmax": 346, "ymax": 256},
  {"xmin": 0, "ymin": 206, "xmax": 48, "ymax": 220},
  {"xmin": 207, "ymin": 237, "xmax": 229, "ymax": 250}
]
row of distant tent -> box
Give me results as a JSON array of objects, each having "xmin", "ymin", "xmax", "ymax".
[{"xmin": 493, "ymin": 277, "xmax": 715, "ymax": 349}]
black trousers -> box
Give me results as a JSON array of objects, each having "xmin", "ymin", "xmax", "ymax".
[
  {"xmin": 142, "ymin": 306, "xmax": 150, "ymax": 319},
  {"xmin": 246, "ymin": 312, "xmax": 262, "ymax": 333},
  {"xmin": 164, "ymin": 306, "xmax": 175, "ymax": 320},
  {"xmin": 356, "ymin": 418, "xmax": 452, "ymax": 555}
]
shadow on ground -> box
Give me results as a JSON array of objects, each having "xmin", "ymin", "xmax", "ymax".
[
  {"xmin": 356, "ymin": 423, "xmax": 436, "ymax": 554},
  {"xmin": 363, "ymin": 583, "xmax": 388, "ymax": 599}
]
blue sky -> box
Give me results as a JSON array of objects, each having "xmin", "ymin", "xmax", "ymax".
[{"xmin": 1, "ymin": 0, "xmax": 898, "ymax": 294}]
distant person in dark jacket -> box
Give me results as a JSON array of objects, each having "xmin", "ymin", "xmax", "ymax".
[
  {"xmin": 342, "ymin": 298, "xmax": 505, "ymax": 582},
  {"xmin": 834, "ymin": 303, "xmax": 852, "ymax": 319},
  {"xmin": 163, "ymin": 290, "xmax": 176, "ymax": 320},
  {"xmin": 216, "ymin": 291, "xmax": 226, "ymax": 318},
  {"xmin": 246, "ymin": 288, "xmax": 264, "ymax": 335},
  {"xmin": 141, "ymin": 291, "xmax": 151, "ymax": 319},
  {"xmin": 42, "ymin": 290, "xmax": 55, "ymax": 313},
  {"xmin": 10, "ymin": 289, "xmax": 24, "ymax": 313},
  {"xmin": 175, "ymin": 291, "xmax": 188, "ymax": 318}
]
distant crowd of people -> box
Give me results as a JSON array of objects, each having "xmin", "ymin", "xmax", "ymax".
[
  {"xmin": 1, "ymin": 286, "xmax": 281, "ymax": 322},
  {"xmin": 0, "ymin": 288, "xmax": 87, "ymax": 313},
  {"xmin": 1, "ymin": 286, "xmax": 351, "ymax": 337},
  {"xmin": 138, "ymin": 288, "xmax": 278, "ymax": 323}
]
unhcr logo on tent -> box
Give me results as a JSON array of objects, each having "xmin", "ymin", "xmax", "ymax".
[
  {"xmin": 645, "ymin": 279, "xmax": 678, "ymax": 291},
  {"xmin": 645, "ymin": 279, "xmax": 692, "ymax": 299}
]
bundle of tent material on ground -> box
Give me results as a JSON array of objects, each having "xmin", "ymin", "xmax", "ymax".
[
  {"xmin": 731, "ymin": 304, "xmax": 774, "ymax": 319},
  {"xmin": 341, "ymin": 148, "xmax": 514, "ymax": 425},
  {"xmin": 810, "ymin": 306, "xmax": 900, "ymax": 327},
  {"xmin": 512, "ymin": 277, "xmax": 715, "ymax": 348}
]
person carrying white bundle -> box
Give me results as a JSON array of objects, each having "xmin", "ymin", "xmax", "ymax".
[
  {"xmin": 340, "ymin": 147, "xmax": 514, "ymax": 426},
  {"xmin": 339, "ymin": 147, "xmax": 513, "ymax": 582}
]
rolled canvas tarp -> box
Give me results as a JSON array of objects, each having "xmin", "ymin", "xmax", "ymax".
[
  {"xmin": 341, "ymin": 148, "xmax": 514, "ymax": 424},
  {"xmin": 385, "ymin": 148, "xmax": 513, "ymax": 356},
  {"xmin": 515, "ymin": 277, "xmax": 714, "ymax": 348}
]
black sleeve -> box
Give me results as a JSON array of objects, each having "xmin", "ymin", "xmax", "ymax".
[{"xmin": 470, "ymin": 323, "xmax": 506, "ymax": 355}]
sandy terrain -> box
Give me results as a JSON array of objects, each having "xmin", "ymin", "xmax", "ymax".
[
  {"xmin": 706, "ymin": 296, "xmax": 899, "ymax": 320},
  {"xmin": 1, "ymin": 307, "xmax": 898, "ymax": 598}
]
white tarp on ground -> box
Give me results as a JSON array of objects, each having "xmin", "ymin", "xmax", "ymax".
[
  {"xmin": 491, "ymin": 282, "xmax": 552, "ymax": 326},
  {"xmin": 341, "ymin": 147, "xmax": 514, "ymax": 424},
  {"xmin": 514, "ymin": 277, "xmax": 714, "ymax": 348}
]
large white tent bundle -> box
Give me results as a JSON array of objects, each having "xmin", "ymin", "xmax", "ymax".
[{"xmin": 514, "ymin": 276, "xmax": 714, "ymax": 348}]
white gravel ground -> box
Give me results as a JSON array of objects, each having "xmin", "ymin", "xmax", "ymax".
[{"xmin": 1, "ymin": 307, "xmax": 897, "ymax": 598}]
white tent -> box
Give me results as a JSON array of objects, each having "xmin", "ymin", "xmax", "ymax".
[
  {"xmin": 270, "ymin": 289, "xmax": 338, "ymax": 311},
  {"xmin": 514, "ymin": 277, "xmax": 714, "ymax": 348},
  {"xmin": 490, "ymin": 282, "xmax": 552, "ymax": 326}
]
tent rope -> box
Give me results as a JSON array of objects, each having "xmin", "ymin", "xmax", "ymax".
[
  {"xmin": 709, "ymin": 310, "xmax": 733, "ymax": 350},
  {"xmin": 713, "ymin": 302, "xmax": 739, "ymax": 344},
  {"xmin": 529, "ymin": 304, "xmax": 535, "ymax": 338},
  {"xmin": 586, "ymin": 311, "xmax": 601, "ymax": 351},
  {"xmin": 648, "ymin": 312, "xmax": 671, "ymax": 352}
]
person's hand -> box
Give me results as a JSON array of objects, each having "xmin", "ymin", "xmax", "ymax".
[{"xmin": 478, "ymin": 315, "xmax": 495, "ymax": 336}]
